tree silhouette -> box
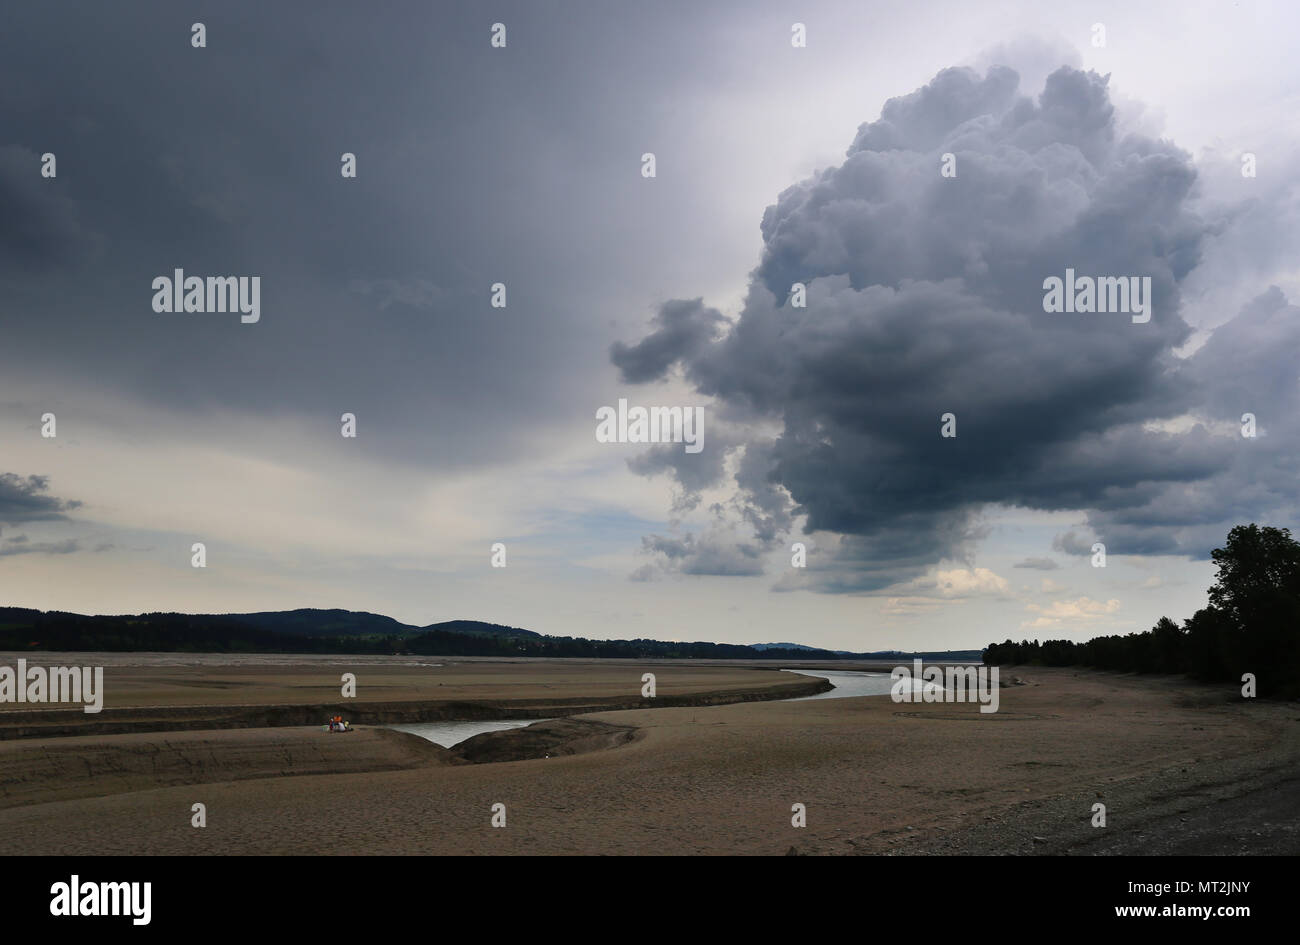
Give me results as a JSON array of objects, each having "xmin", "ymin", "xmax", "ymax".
[{"xmin": 985, "ymin": 524, "xmax": 1300, "ymax": 697}]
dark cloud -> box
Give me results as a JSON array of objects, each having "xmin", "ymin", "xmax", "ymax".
[
  {"xmin": 611, "ymin": 299, "xmax": 727, "ymax": 384},
  {"xmin": 616, "ymin": 62, "xmax": 1298, "ymax": 590},
  {"xmin": 627, "ymin": 444, "xmax": 726, "ymax": 513},
  {"xmin": 638, "ymin": 529, "xmax": 766, "ymax": 578},
  {"xmin": 1189, "ymin": 287, "xmax": 1297, "ymax": 414},
  {"xmin": 846, "ymin": 65, "xmax": 1021, "ymax": 156},
  {"xmin": 0, "ymin": 473, "xmax": 80, "ymax": 525},
  {"xmin": 0, "ymin": 2, "xmax": 748, "ymax": 473},
  {"xmin": 773, "ymin": 513, "xmax": 991, "ymax": 593}
]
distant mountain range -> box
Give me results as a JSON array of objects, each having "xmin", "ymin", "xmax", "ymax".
[{"xmin": 0, "ymin": 606, "xmax": 981, "ymax": 661}]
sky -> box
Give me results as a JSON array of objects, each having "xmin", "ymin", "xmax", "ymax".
[{"xmin": 1, "ymin": 1, "xmax": 1297, "ymax": 651}]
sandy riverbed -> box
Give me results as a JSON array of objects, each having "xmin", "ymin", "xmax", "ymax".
[{"xmin": 0, "ymin": 661, "xmax": 1294, "ymax": 855}]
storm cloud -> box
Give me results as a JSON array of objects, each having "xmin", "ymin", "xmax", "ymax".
[
  {"xmin": 2, "ymin": 3, "xmax": 1296, "ymax": 647},
  {"xmin": 616, "ymin": 63, "xmax": 1298, "ymax": 590},
  {"xmin": 612, "ymin": 299, "xmax": 727, "ymax": 384}
]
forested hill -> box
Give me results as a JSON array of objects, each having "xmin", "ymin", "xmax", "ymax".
[{"xmin": 0, "ymin": 606, "xmax": 975, "ymax": 661}]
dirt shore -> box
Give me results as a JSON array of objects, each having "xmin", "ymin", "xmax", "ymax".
[
  {"xmin": 0, "ymin": 662, "xmax": 1295, "ymax": 855},
  {"xmin": 0, "ymin": 655, "xmax": 829, "ymax": 738}
]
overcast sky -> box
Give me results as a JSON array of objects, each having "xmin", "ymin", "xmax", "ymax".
[{"xmin": 2, "ymin": 1, "xmax": 1297, "ymax": 651}]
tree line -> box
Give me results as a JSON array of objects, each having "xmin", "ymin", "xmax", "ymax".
[
  {"xmin": 0, "ymin": 609, "xmax": 827, "ymax": 661},
  {"xmin": 984, "ymin": 524, "xmax": 1300, "ymax": 697}
]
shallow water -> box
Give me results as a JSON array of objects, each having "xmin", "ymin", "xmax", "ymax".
[
  {"xmin": 389, "ymin": 718, "xmax": 552, "ymax": 748},
  {"xmin": 780, "ymin": 669, "xmax": 900, "ymax": 700},
  {"xmin": 392, "ymin": 669, "xmax": 915, "ymax": 745}
]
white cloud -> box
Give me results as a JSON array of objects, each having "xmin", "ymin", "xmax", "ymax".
[{"xmin": 1022, "ymin": 596, "xmax": 1121, "ymax": 629}]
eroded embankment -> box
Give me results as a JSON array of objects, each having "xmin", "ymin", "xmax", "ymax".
[
  {"xmin": 0, "ymin": 716, "xmax": 656, "ymax": 809},
  {"xmin": 451, "ymin": 717, "xmax": 640, "ymax": 764},
  {"xmin": 0, "ymin": 675, "xmax": 831, "ymax": 740},
  {"xmin": 0, "ymin": 726, "xmax": 453, "ymax": 809}
]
